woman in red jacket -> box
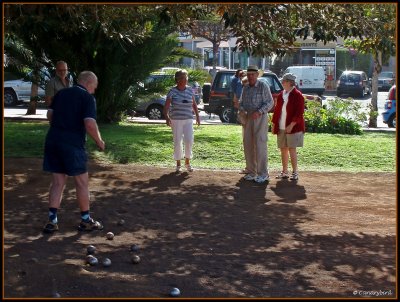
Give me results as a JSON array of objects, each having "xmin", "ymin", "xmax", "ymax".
[{"xmin": 271, "ymin": 73, "xmax": 305, "ymax": 181}]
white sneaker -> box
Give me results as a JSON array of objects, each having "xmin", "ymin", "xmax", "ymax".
[
  {"xmin": 176, "ymin": 165, "xmax": 181, "ymax": 172},
  {"xmin": 276, "ymin": 171, "xmax": 289, "ymax": 179},
  {"xmin": 254, "ymin": 175, "xmax": 270, "ymax": 183},
  {"xmin": 185, "ymin": 164, "xmax": 193, "ymax": 172},
  {"xmin": 243, "ymin": 174, "xmax": 256, "ymax": 181},
  {"xmin": 290, "ymin": 172, "xmax": 299, "ymax": 181}
]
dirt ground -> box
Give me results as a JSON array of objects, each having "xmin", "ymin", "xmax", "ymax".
[{"xmin": 3, "ymin": 158, "xmax": 397, "ymax": 299}]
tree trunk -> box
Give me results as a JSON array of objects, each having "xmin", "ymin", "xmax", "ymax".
[
  {"xmin": 210, "ymin": 42, "xmax": 220, "ymax": 82},
  {"xmin": 26, "ymin": 83, "xmax": 39, "ymax": 115},
  {"xmin": 368, "ymin": 51, "xmax": 382, "ymax": 128}
]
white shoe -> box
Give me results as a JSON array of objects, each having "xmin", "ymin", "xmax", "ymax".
[
  {"xmin": 290, "ymin": 172, "xmax": 299, "ymax": 181},
  {"xmin": 176, "ymin": 165, "xmax": 181, "ymax": 172},
  {"xmin": 276, "ymin": 171, "xmax": 289, "ymax": 179},
  {"xmin": 185, "ymin": 164, "xmax": 193, "ymax": 172},
  {"xmin": 243, "ymin": 174, "xmax": 256, "ymax": 181},
  {"xmin": 254, "ymin": 175, "xmax": 270, "ymax": 183}
]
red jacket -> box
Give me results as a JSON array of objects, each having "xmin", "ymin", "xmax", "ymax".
[{"xmin": 271, "ymin": 87, "xmax": 305, "ymax": 134}]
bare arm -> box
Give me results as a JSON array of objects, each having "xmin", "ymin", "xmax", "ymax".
[
  {"xmin": 192, "ymin": 97, "xmax": 200, "ymax": 126},
  {"xmin": 84, "ymin": 118, "xmax": 105, "ymax": 151},
  {"xmin": 164, "ymin": 98, "xmax": 172, "ymax": 127}
]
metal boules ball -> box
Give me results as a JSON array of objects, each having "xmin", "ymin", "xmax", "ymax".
[
  {"xmin": 117, "ymin": 219, "xmax": 125, "ymax": 226},
  {"xmin": 106, "ymin": 232, "xmax": 114, "ymax": 240},
  {"xmin": 86, "ymin": 245, "xmax": 96, "ymax": 255},
  {"xmin": 102, "ymin": 258, "xmax": 112, "ymax": 267},
  {"xmin": 169, "ymin": 287, "xmax": 181, "ymax": 297},
  {"xmin": 130, "ymin": 244, "xmax": 140, "ymax": 252},
  {"xmin": 131, "ymin": 255, "xmax": 141, "ymax": 264},
  {"xmin": 86, "ymin": 255, "xmax": 98, "ymax": 266}
]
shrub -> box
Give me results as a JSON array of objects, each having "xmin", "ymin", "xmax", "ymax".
[{"xmin": 304, "ymin": 97, "xmax": 368, "ymax": 134}]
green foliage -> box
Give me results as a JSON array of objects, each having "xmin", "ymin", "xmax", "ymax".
[
  {"xmin": 304, "ymin": 97, "xmax": 368, "ymax": 134},
  {"xmin": 4, "ymin": 121, "xmax": 395, "ymax": 172},
  {"xmin": 336, "ymin": 48, "xmax": 372, "ymax": 78}
]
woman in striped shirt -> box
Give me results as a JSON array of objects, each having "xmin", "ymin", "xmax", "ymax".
[{"xmin": 164, "ymin": 69, "xmax": 201, "ymax": 172}]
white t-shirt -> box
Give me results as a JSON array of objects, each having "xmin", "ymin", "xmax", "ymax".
[{"xmin": 279, "ymin": 87, "xmax": 295, "ymax": 130}]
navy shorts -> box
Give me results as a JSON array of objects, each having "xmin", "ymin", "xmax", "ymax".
[{"xmin": 43, "ymin": 141, "xmax": 88, "ymax": 176}]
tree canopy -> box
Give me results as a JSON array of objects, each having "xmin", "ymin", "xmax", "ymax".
[{"xmin": 4, "ymin": 3, "xmax": 397, "ymax": 125}]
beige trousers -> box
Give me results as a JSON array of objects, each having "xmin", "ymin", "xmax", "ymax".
[{"xmin": 242, "ymin": 113, "xmax": 268, "ymax": 177}]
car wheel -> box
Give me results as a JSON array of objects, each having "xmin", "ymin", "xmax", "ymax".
[
  {"xmin": 387, "ymin": 114, "xmax": 396, "ymax": 128},
  {"xmin": 219, "ymin": 107, "xmax": 232, "ymax": 123},
  {"xmin": 4, "ymin": 89, "xmax": 18, "ymax": 106},
  {"xmin": 146, "ymin": 105, "xmax": 164, "ymax": 120}
]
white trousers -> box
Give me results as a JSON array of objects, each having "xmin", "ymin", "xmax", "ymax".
[{"xmin": 171, "ymin": 119, "xmax": 194, "ymax": 160}]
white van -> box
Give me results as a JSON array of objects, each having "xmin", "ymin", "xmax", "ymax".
[{"xmin": 283, "ymin": 66, "xmax": 325, "ymax": 96}]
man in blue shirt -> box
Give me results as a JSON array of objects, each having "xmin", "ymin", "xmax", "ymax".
[
  {"xmin": 230, "ymin": 69, "xmax": 243, "ymax": 123},
  {"xmin": 42, "ymin": 71, "xmax": 106, "ymax": 233}
]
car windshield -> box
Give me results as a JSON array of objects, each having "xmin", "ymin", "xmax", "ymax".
[
  {"xmin": 341, "ymin": 73, "xmax": 361, "ymax": 81},
  {"xmin": 379, "ymin": 72, "xmax": 394, "ymax": 78}
]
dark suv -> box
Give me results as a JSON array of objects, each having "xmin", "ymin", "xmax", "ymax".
[
  {"xmin": 203, "ymin": 70, "xmax": 283, "ymax": 123},
  {"xmin": 336, "ymin": 71, "xmax": 371, "ymax": 98}
]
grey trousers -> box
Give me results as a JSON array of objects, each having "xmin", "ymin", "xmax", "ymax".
[{"xmin": 242, "ymin": 113, "xmax": 268, "ymax": 177}]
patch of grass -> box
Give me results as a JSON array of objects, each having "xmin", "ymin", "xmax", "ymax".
[{"xmin": 4, "ymin": 121, "xmax": 396, "ymax": 172}]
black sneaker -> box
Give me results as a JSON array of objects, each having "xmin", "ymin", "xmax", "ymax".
[
  {"xmin": 78, "ymin": 218, "xmax": 104, "ymax": 232},
  {"xmin": 43, "ymin": 221, "xmax": 59, "ymax": 234}
]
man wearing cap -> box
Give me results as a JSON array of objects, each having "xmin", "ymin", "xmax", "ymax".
[
  {"xmin": 271, "ymin": 73, "xmax": 305, "ymax": 181},
  {"xmin": 238, "ymin": 65, "xmax": 274, "ymax": 183}
]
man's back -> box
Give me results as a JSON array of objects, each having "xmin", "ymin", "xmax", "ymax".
[{"xmin": 48, "ymin": 85, "xmax": 96, "ymax": 146}]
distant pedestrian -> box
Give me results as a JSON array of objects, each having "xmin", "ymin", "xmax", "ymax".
[
  {"xmin": 42, "ymin": 71, "xmax": 105, "ymax": 233},
  {"xmin": 44, "ymin": 61, "xmax": 73, "ymax": 107},
  {"xmin": 164, "ymin": 69, "xmax": 201, "ymax": 172},
  {"xmin": 271, "ymin": 73, "xmax": 305, "ymax": 181},
  {"xmin": 230, "ymin": 69, "xmax": 244, "ymax": 123}
]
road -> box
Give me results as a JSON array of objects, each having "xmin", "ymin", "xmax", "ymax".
[{"xmin": 3, "ymin": 91, "xmax": 393, "ymax": 129}]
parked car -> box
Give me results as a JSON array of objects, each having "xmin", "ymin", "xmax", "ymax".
[
  {"xmin": 336, "ymin": 70, "xmax": 371, "ymax": 98},
  {"xmin": 134, "ymin": 94, "xmax": 166, "ymax": 120},
  {"xmin": 203, "ymin": 69, "xmax": 321, "ymax": 123},
  {"xmin": 4, "ymin": 78, "xmax": 45, "ymax": 106},
  {"xmin": 133, "ymin": 73, "xmax": 201, "ymax": 120},
  {"xmin": 3, "ymin": 69, "xmax": 73, "ymax": 107},
  {"xmin": 203, "ymin": 70, "xmax": 281, "ymax": 123},
  {"xmin": 382, "ymin": 85, "xmax": 396, "ymax": 128},
  {"xmin": 4, "ymin": 69, "xmax": 51, "ymax": 106},
  {"xmin": 378, "ymin": 71, "xmax": 395, "ymax": 91}
]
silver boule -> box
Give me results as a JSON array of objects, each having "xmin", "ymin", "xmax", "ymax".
[
  {"xmin": 102, "ymin": 258, "xmax": 112, "ymax": 267},
  {"xmin": 88, "ymin": 256, "xmax": 98, "ymax": 266},
  {"xmin": 117, "ymin": 219, "xmax": 125, "ymax": 226},
  {"xmin": 169, "ymin": 287, "xmax": 181, "ymax": 297},
  {"xmin": 86, "ymin": 245, "xmax": 96, "ymax": 255},
  {"xmin": 131, "ymin": 255, "xmax": 141, "ymax": 264},
  {"xmin": 106, "ymin": 232, "xmax": 114, "ymax": 240}
]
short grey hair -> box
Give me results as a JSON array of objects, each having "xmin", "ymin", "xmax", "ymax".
[
  {"xmin": 174, "ymin": 69, "xmax": 188, "ymax": 82},
  {"xmin": 78, "ymin": 71, "xmax": 97, "ymax": 85},
  {"xmin": 56, "ymin": 61, "xmax": 67, "ymax": 67}
]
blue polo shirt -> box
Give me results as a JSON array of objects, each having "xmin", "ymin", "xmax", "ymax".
[{"xmin": 46, "ymin": 85, "xmax": 97, "ymax": 147}]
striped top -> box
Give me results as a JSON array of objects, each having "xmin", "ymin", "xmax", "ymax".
[{"xmin": 166, "ymin": 86, "xmax": 194, "ymax": 120}]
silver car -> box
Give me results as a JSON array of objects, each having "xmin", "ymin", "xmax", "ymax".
[{"xmin": 4, "ymin": 78, "xmax": 45, "ymax": 106}]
